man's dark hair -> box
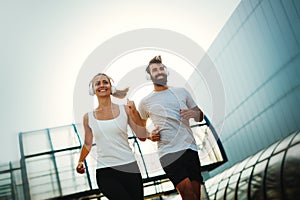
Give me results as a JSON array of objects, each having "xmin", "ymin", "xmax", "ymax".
[{"xmin": 146, "ymin": 55, "xmax": 162, "ymax": 73}]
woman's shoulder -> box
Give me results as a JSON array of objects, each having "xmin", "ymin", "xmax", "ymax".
[
  {"xmin": 83, "ymin": 112, "xmax": 91, "ymax": 126},
  {"xmin": 83, "ymin": 111, "xmax": 94, "ymax": 120},
  {"xmin": 83, "ymin": 112, "xmax": 90, "ymax": 120}
]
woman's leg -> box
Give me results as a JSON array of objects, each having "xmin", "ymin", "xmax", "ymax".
[
  {"xmin": 117, "ymin": 162, "xmax": 144, "ymax": 200},
  {"xmin": 96, "ymin": 162, "xmax": 144, "ymax": 200},
  {"xmin": 96, "ymin": 168, "xmax": 133, "ymax": 200},
  {"xmin": 120, "ymin": 171, "xmax": 143, "ymax": 200}
]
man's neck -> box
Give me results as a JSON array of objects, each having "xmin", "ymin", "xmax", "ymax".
[{"xmin": 154, "ymin": 84, "xmax": 168, "ymax": 91}]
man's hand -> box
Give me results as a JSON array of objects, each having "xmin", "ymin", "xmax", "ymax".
[
  {"xmin": 180, "ymin": 109, "xmax": 200, "ymax": 120},
  {"xmin": 148, "ymin": 126, "xmax": 160, "ymax": 141}
]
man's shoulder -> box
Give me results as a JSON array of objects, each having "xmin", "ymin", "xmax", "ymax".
[
  {"xmin": 140, "ymin": 91, "xmax": 154, "ymax": 103},
  {"xmin": 169, "ymin": 86, "xmax": 186, "ymax": 93}
]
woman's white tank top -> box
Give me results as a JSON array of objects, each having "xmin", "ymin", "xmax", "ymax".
[{"xmin": 88, "ymin": 105, "xmax": 136, "ymax": 169}]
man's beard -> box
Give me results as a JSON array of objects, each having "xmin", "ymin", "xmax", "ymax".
[{"xmin": 151, "ymin": 74, "xmax": 167, "ymax": 86}]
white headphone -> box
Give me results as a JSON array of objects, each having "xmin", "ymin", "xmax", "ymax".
[
  {"xmin": 145, "ymin": 64, "xmax": 169, "ymax": 80},
  {"xmin": 89, "ymin": 81, "xmax": 94, "ymax": 95},
  {"xmin": 88, "ymin": 80, "xmax": 117, "ymax": 96},
  {"xmin": 145, "ymin": 71, "xmax": 151, "ymax": 80},
  {"xmin": 111, "ymin": 85, "xmax": 117, "ymax": 94}
]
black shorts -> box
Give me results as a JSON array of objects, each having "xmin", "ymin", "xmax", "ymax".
[
  {"xmin": 160, "ymin": 149, "xmax": 203, "ymax": 187},
  {"xmin": 96, "ymin": 161, "xmax": 143, "ymax": 200}
]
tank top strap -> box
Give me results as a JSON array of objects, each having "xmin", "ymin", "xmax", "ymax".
[
  {"xmin": 119, "ymin": 104, "xmax": 125, "ymax": 114},
  {"xmin": 118, "ymin": 104, "xmax": 128, "ymax": 120}
]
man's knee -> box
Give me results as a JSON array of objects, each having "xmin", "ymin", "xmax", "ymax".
[{"xmin": 176, "ymin": 178, "xmax": 197, "ymax": 200}]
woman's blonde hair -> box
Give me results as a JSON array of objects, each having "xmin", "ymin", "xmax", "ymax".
[{"xmin": 90, "ymin": 73, "xmax": 129, "ymax": 99}]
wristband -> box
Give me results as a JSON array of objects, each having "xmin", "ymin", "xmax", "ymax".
[{"xmin": 78, "ymin": 161, "xmax": 84, "ymax": 165}]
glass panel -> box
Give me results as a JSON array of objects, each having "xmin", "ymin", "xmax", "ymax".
[
  {"xmin": 25, "ymin": 155, "xmax": 60, "ymax": 200},
  {"xmin": 205, "ymin": 171, "xmax": 224, "ymax": 195},
  {"xmin": 0, "ymin": 162, "xmax": 24, "ymax": 200},
  {"xmin": 0, "ymin": 172, "xmax": 11, "ymax": 198},
  {"xmin": 143, "ymin": 179, "xmax": 175, "ymax": 197},
  {"xmin": 74, "ymin": 123, "xmax": 85, "ymax": 141},
  {"xmin": 131, "ymin": 139, "xmax": 165, "ymax": 178},
  {"xmin": 85, "ymin": 146, "xmax": 99, "ymax": 190},
  {"xmin": 50, "ymin": 126, "xmax": 80, "ymax": 150},
  {"xmin": 222, "ymin": 163, "xmax": 237, "ymax": 179},
  {"xmin": 12, "ymin": 168, "xmax": 24, "ymax": 200},
  {"xmin": 206, "ymin": 182, "xmax": 219, "ymax": 197},
  {"xmin": 22, "ymin": 130, "xmax": 51, "ymax": 156},
  {"xmin": 192, "ymin": 125, "xmax": 224, "ymax": 166},
  {"xmin": 218, "ymin": 178, "xmax": 229, "ymax": 190},
  {"xmin": 0, "ymin": 164, "xmax": 9, "ymax": 171},
  {"xmin": 290, "ymin": 131, "xmax": 300, "ymax": 145},
  {"xmin": 273, "ymin": 133, "xmax": 295, "ymax": 153},
  {"xmin": 225, "ymin": 173, "xmax": 240, "ymax": 199},
  {"xmin": 250, "ymin": 160, "xmax": 268, "ymax": 200},
  {"xmin": 237, "ymin": 167, "xmax": 253, "ymax": 199},
  {"xmin": 258, "ymin": 142, "xmax": 278, "ymax": 162},
  {"xmin": 209, "ymin": 194, "xmax": 215, "ymax": 200},
  {"xmin": 245, "ymin": 149, "xmax": 265, "ymax": 168},
  {"xmin": 265, "ymin": 152, "xmax": 284, "ymax": 200},
  {"xmin": 211, "ymin": 169, "xmax": 227, "ymax": 184},
  {"xmin": 233, "ymin": 156, "xmax": 252, "ymax": 174},
  {"xmin": 215, "ymin": 188, "xmax": 226, "ymax": 200},
  {"xmin": 282, "ymin": 144, "xmax": 300, "ymax": 199},
  {"xmin": 160, "ymin": 180, "xmax": 175, "ymax": 193},
  {"xmin": 54, "ymin": 150, "xmax": 90, "ymax": 196}
]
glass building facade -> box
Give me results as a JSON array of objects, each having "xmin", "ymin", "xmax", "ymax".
[
  {"xmin": 205, "ymin": 131, "xmax": 300, "ymax": 199},
  {"xmin": 189, "ymin": 0, "xmax": 300, "ymax": 199},
  {"xmin": 189, "ymin": 0, "xmax": 300, "ymax": 176}
]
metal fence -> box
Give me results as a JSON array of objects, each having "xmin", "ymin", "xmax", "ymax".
[{"xmin": 0, "ymin": 116, "xmax": 226, "ymax": 200}]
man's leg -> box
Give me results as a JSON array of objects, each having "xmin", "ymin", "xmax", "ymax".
[
  {"xmin": 176, "ymin": 178, "xmax": 198, "ymax": 200},
  {"xmin": 160, "ymin": 150, "xmax": 203, "ymax": 199},
  {"xmin": 191, "ymin": 180, "xmax": 201, "ymax": 199}
]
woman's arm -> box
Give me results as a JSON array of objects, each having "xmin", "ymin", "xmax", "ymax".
[
  {"xmin": 76, "ymin": 113, "xmax": 93, "ymax": 174},
  {"xmin": 126, "ymin": 100, "xmax": 147, "ymax": 141}
]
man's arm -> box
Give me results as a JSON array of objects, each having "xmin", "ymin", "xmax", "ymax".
[
  {"xmin": 180, "ymin": 106, "xmax": 204, "ymax": 122},
  {"xmin": 181, "ymin": 88, "xmax": 204, "ymax": 122},
  {"xmin": 191, "ymin": 106, "xmax": 204, "ymax": 122},
  {"xmin": 138, "ymin": 100, "xmax": 160, "ymax": 142}
]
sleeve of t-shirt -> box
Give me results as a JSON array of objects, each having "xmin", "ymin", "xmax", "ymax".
[
  {"xmin": 184, "ymin": 88, "xmax": 197, "ymax": 108},
  {"xmin": 138, "ymin": 100, "xmax": 148, "ymax": 120}
]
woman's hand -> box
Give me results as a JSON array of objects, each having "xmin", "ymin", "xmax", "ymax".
[
  {"xmin": 127, "ymin": 99, "xmax": 137, "ymax": 112},
  {"xmin": 126, "ymin": 99, "xmax": 147, "ymax": 141},
  {"xmin": 76, "ymin": 162, "xmax": 85, "ymax": 174}
]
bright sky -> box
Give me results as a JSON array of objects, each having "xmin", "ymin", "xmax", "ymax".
[{"xmin": 0, "ymin": 0, "xmax": 240, "ymax": 164}]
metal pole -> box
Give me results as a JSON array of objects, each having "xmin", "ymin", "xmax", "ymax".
[
  {"xmin": 46, "ymin": 128, "xmax": 62, "ymax": 197},
  {"xmin": 19, "ymin": 132, "xmax": 31, "ymax": 200}
]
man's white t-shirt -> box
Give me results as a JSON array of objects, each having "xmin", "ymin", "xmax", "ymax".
[{"xmin": 138, "ymin": 87, "xmax": 198, "ymax": 158}]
